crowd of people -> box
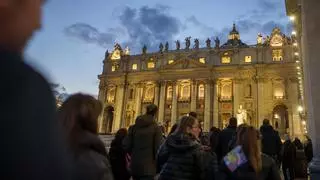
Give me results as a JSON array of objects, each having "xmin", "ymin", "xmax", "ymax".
[{"xmin": 0, "ymin": 1, "xmax": 314, "ymax": 179}]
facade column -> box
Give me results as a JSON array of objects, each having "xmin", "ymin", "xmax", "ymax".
[
  {"xmin": 233, "ymin": 79, "xmax": 241, "ymax": 117},
  {"xmin": 171, "ymin": 81, "xmax": 178, "ymax": 123},
  {"xmin": 301, "ymin": 1, "xmax": 320, "ymax": 174},
  {"xmin": 204, "ymin": 80, "xmax": 212, "ymax": 132},
  {"xmin": 98, "ymin": 83, "xmax": 107, "ymax": 133},
  {"xmin": 190, "ymin": 80, "xmax": 197, "ymax": 112},
  {"xmin": 113, "ymin": 84, "xmax": 125, "ymax": 132},
  {"xmin": 256, "ymin": 76, "xmax": 265, "ymax": 126},
  {"xmin": 213, "ymin": 80, "xmax": 219, "ymax": 128},
  {"xmin": 134, "ymin": 83, "xmax": 142, "ymax": 119},
  {"xmin": 288, "ymin": 78, "xmax": 301, "ymax": 137},
  {"xmin": 158, "ymin": 81, "xmax": 166, "ymax": 123},
  {"xmin": 154, "ymin": 81, "xmax": 160, "ymax": 107},
  {"xmin": 120, "ymin": 84, "xmax": 129, "ymax": 128}
]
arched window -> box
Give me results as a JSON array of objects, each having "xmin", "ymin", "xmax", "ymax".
[
  {"xmin": 221, "ymin": 81, "xmax": 232, "ymax": 99},
  {"xmin": 179, "ymin": 82, "xmax": 190, "ymax": 100},
  {"xmin": 144, "ymin": 86, "xmax": 155, "ymax": 101},
  {"xmin": 198, "ymin": 84, "xmax": 205, "ymax": 99}
]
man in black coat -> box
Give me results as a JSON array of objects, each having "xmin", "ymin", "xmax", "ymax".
[
  {"xmin": 123, "ymin": 104, "xmax": 163, "ymax": 180},
  {"xmin": 260, "ymin": 119, "xmax": 282, "ymax": 164},
  {"xmin": 216, "ymin": 117, "xmax": 237, "ymax": 160},
  {"xmin": 0, "ymin": 0, "xmax": 73, "ymax": 179}
]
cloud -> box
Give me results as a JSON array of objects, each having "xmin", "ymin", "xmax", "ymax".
[
  {"xmin": 64, "ymin": 23, "xmax": 117, "ymax": 47},
  {"xmin": 119, "ymin": 6, "xmax": 181, "ymax": 52}
]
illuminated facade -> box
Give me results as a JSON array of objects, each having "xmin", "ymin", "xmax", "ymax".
[{"xmin": 98, "ymin": 25, "xmax": 303, "ymax": 137}]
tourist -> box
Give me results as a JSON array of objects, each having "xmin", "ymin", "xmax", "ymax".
[
  {"xmin": 0, "ymin": 0, "xmax": 73, "ymax": 179},
  {"xmin": 293, "ymin": 137, "xmax": 304, "ymax": 150},
  {"xmin": 109, "ymin": 128, "xmax": 130, "ymax": 180},
  {"xmin": 123, "ymin": 104, "xmax": 163, "ymax": 180},
  {"xmin": 157, "ymin": 116, "xmax": 218, "ymax": 180},
  {"xmin": 216, "ymin": 117, "xmax": 238, "ymax": 160},
  {"xmin": 281, "ymin": 134, "xmax": 296, "ymax": 180},
  {"xmin": 259, "ymin": 119, "xmax": 282, "ymax": 165},
  {"xmin": 209, "ymin": 127, "xmax": 221, "ymax": 154},
  {"xmin": 58, "ymin": 93, "xmax": 114, "ymax": 180},
  {"xmin": 304, "ymin": 135, "xmax": 313, "ymax": 163},
  {"xmin": 219, "ymin": 126, "xmax": 281, "ymax": 180},
  {"xmin": 293, "ymin": 137, "xmax": 308, "ymax": 178}
]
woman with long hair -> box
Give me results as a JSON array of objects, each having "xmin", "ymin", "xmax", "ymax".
[
  {"xmin": 220, "ymin": 125, "xmax": 281, "ymax": 180},
  {"xmin": 109, "ymin": 128, "xmax": 130, "ymax": 180},
  {"xmin": 58, "ymin": 93, "xmax": 114, "ymax": 180},
  {"xmin": 157, "ymin": 116, "xmax": 218, "ymax": 180}
]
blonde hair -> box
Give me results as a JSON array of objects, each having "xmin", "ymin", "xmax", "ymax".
[{"xmin": 237, "ymin": 126, "xmax": 262, "ymax": 173}]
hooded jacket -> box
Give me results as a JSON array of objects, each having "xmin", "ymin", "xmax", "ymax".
[
  {"xmin": 157, "ymin": 133, "xmax": 218, "ymax": 180},
  {"xmin": 75, "ymin": 131, "xmax": 114, "ymax": 180},
  {"xmin": 123, "ymin": 114, "xmax": 162, "ymax": 177}
]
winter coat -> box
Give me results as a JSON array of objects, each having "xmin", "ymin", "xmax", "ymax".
[
  {"xmin": 75, "ymin": 131, "xmax": 114, "ymax": 180},
  {"xmin": 109, "ymin": 138, "xmax": 130, "ymax": 180},
  {"xmin": 217, "ymin": 126, "xmax": 237, "ymax": 160},
  {"xmin": 304, "ymin": 140, "xmax": 313, "ymax": 163},
  {"xmin": 123, "ymin": 114, "xmax": 163, "ymax": 177},
  {"xmin": 281, "ymin": 140, "xmax": 296, "ymax": 168},
  {"xmin": 259, "ymin": 125, "xmax": 282, "ymax": 157},
  {"xmin": 157, "ymin": 133, "xmax": 218, "ymax": 180},
  {"xmin": 219, "ymin": 153, "xmax": 281, "ymax": 180}
]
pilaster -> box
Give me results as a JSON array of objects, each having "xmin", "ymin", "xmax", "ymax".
[
  {"xmin": 190, "ymin": 79, "xmax": 197, "ymax": 112},
  {"xmin": 204, "ymin": 80, "xmax": 212, "ymax": 132},
  {"xmin": 134, "ymin": 83, "xmax": 143, "ymax": 119},
  {"xmin": 158, "ymin": 81, "xmax": 166, "ymax": 123},
  {"xmin": 213, "ymin": 79, "xmax": 219, "ymax": 128},
  {"xmin": 114, "ymin": 84, "xmax": 125, "ymax": 132},
  {"xmin": 171, "ymin": 81, "xmax": 178, "ymax": 123}
]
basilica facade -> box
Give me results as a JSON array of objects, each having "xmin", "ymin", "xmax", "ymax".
[{"xmin": 97, "ymin": 24, "xmax": 304, "ymax": 138}]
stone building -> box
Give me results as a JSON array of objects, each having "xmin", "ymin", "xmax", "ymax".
[{"xmin": 98, "ymin": 24, "xmax": 303, "ymax": 137}]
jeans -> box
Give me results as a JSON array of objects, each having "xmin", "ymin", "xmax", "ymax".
[{"xmin": 132, "ymin": 176, "xmax": 154, "ymax": 180}]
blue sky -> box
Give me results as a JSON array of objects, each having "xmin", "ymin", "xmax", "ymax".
[{"xmin": 26, "ymin": 0, "xmax": 290, "ymax": 96}]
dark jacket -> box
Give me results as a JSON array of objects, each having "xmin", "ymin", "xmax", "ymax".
[
  {"xmin": 304, "ymin": 140, "xmax": 313, "ymax": 163},
  {"xmin": 0, "ymin": 50, "xmax": 73, "ymax": 179},
  {"xmin": 219, "ymin": 153, "xmax": 281, "ymax": 180},
  {"xmin": 217, "ymin": 125, "xmax": 237, "ymax": 160},
  {"xmin": 157, "ymin": 133, "xmax": 218, "ymax": 180},
  {"xmin": 260, "ymin": 125, "xmax": 282, "ymax": 156},
  {"xmin": 109, "ymin": 138, "xmax": 130, "ymax": 180},
  {"xmin": 75, "ymin": 131, "xmax": 114, "ymax": 180},
  {"xmin": 123, "ymin": 114, "xmax": 162, "ymax": 177},
  {"xmin": 281, "ymin": 140, "xmax": 296, "ymax": 168}
]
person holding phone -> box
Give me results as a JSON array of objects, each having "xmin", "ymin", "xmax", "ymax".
[{"xmin": 219, "ymin": 126, "xmax": 281, "ymax": 180}]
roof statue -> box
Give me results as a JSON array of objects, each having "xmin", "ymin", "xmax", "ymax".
[
  {"xmin": 110, "ymin": 43, "xmax": 122, "ymax": 60},
  {"xmin": 124, "ymin": 46, "xmax": 130, "ymax": 55},
  {"xmin": 165, "ymin": 42, "xmax": 169, "ymax": 52},
  {"xmin": 105, "ymin": 50, "xmax": 109, "ymax": 59},
  {"xmin": 270, "ymin": 27, "xmax": 283, "ymax": 47},
  {"xmin": 221, "ymin": 23, "xmax": 248, "ymax": 48},
  {"xmin": 257, "ymin": 33, "xmax": 263, "ymax": 45},
  {"xmin": 175, "ymin": 40, "xmax": 180, "ymax": 50},
  {"xmin": 142, "ymin": 45, "xmax": 147, "ymax": 54},
  {"xmin": 215, "ymin": 37, "xmax": 220, "ymax": 48},
  {"xmin": 206, "ymin": 38, "xmax": 211, "ymax": 48},
  {"xmin": 185, "ymin": 37, "xmax": 191, "ymax": 49},
  {"xmin": 159, "ymin": 43, "xmax": 164, "ymax": 53},
  {"xmin": 194, "ymin": 38, "xmax": 199, "ymax": 49}
]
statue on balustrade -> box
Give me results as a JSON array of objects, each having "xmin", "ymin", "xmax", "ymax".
[
  {"xmin": 185, "ymin": 37, "xmax": 191, "ymax": 49},
  {"xmin": 142, "ymin": 45, "xmax": 147, "ymax": 54},
  {"xmin": 206, "ymin": 38, "xmax": 211, "ymax": 48},
  {"xmin": 194, "ymin": 38, "xmax": 199, "ymax": 49},
  {"xmin": 175, "ymin": 40, "xmax": 180, "ymax": 50},
  {"xmin": 165, "ymin": 42, "xmax": 169, "ymax": 52},
  {"xmin": 159, "ymin": 43, "xmax": 164, "ymax": 53},
  {"xmin": 215, "ymin": 37, "xmax": 220, "ymax": 48}
]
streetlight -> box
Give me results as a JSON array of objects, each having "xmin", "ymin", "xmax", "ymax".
[
  {"xmin": 294, "ymin": 52, "xmax": 299, "ymax": 56},
  {"xmin": 289, "ymin": 16, "xmax": 295, "ymax": 21},
  {"xmin": 292, "ymin": 31, "xmax": 297, "ymax": 36},
  {"xmin": 298, "ymin": 105, "xmax": 303, "ymax": 112},
  {"xmin": 293, "ymin": 42, "xmax": 298, "ymax": 46},
  {"xmin": 296, "ymin": 60, "xmax": 300, "ymax": 63}
]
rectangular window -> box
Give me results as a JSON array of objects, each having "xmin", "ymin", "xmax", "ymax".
[
  {"xmin": 132, "ymin": 63, "xmax": 137, "ymax": 70},
  {"xmin": 245, "ymin": 56, "xmax": 252, "ymax": 63},
  {"xmin": 272, "ymin": 49, "xmax": 283, "ymax": 61},
  {"xmin": 129, "ymin": 89, "xmax": 134, "ymax": 99},
  {"xmin": 168, "ymin": 60, "xmax": 174, "ymax": 64},
  {"xmin": 221, "ymin": 56, "xmax": 231, "ymax": 64},
  {"xmin": 111, "ymin": 65, "xmax": 116, "ymax": 72},
  {"xmin": 199, "ymin": 58, "xmax": 206, "ymax": 64},
  {"xmin": 147, "ymin": 62, "xmax": 155, "ymax": 69}
]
